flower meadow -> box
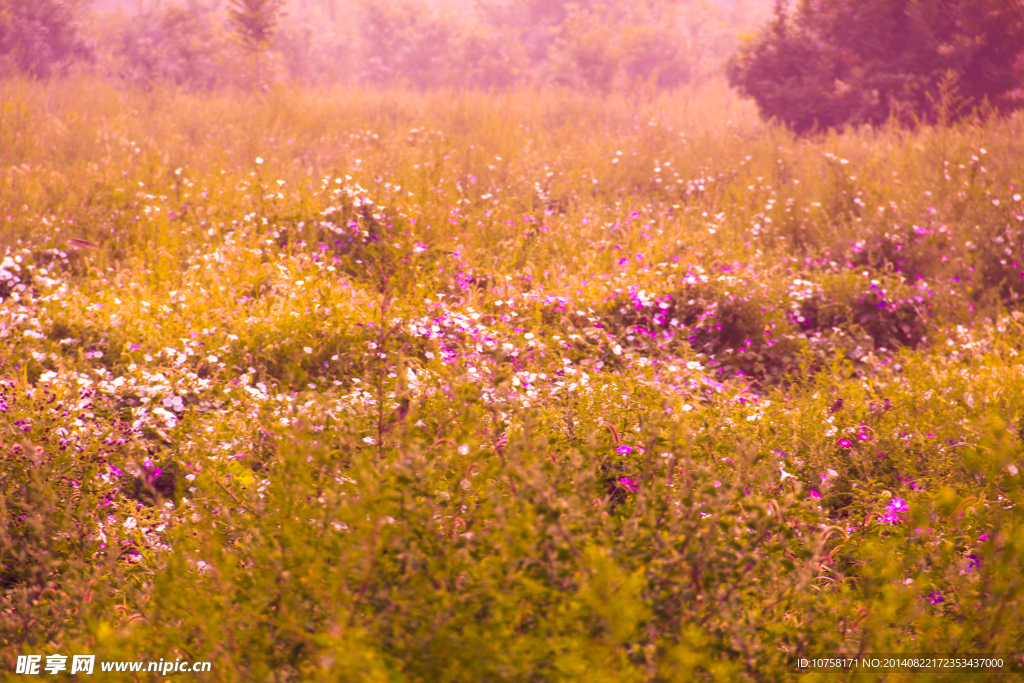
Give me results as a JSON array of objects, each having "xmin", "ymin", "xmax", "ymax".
[{"xmin": 2, "ymin": 79, "xmax": 1024, "ymax": 681}]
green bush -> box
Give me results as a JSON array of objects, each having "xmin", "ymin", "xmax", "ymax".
[{"xmin": 728, "ymin": 0, "xmax": 1024, "ymax": 132}]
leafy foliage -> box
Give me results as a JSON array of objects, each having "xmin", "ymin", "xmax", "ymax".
[{"xmin": 0, "ymin": 0, "xmax": 91, "ymax": 78}]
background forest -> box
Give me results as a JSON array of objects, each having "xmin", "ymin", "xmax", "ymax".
[{"xmin": 1, "ymin": 0, "xmax": 773, "ymax": 90}]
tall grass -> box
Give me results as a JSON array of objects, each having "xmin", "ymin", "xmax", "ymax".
[{"xmin": 2, "ymin": 77, "xmax": 1024, "ymax": 681}]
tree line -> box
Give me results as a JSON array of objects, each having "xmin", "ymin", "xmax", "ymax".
[
  {"xmin": 0, "ymin": 0, "xmax": 770, "ymax": 91},
  {"xmin": 2, "ymin": 0, "xmax": 1023, "ymax": 132}
]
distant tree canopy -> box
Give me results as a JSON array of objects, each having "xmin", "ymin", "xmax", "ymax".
[
  {"xmin": 546, "ymin": 2, "xmax": 696, "ymax": 90},
  {"xmin": 0, "ymin": 0, "xmax": 92, "ymax": 78},
  {"xmin": 0, "ymin": 0, "xmax": 777, "ymax": 91},
  {"xmin": 727, "ymin": 0, "xmax": 1024, "ymax": 133}
]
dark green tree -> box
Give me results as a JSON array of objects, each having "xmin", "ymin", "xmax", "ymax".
[
  {"xmin": 228, "ymin": 0, "xmax": 285, "ymax": 87},
  {"xmin": 727, "ymin": 0, "xmax": 1024, "ymax": 133},
  {"xmin": 0, "ymin": 0, "xmax": 92, "ymax": 78}
]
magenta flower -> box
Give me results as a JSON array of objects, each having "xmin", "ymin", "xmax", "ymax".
[
  {"xmin": 881, "ymin": 511, "xmax": 903, "ymax": 524},
  {"xmin": 618, "ymin": 477, "xmax": 638, "ymax": 492},
  {"xmin": 615, "ymin": 445, "xmax": 634, "ymax": 455},
  {"xmin": 856, "ymin": 431, "xmax": 872, "ymax": 442},
  {"xmin": 925, "ymin": 591, "xmax": 944, "ymax": 605},
  {"xmin": 899, "ymin": 476, "xmax": 921, "ymax": 491},
  {"xmin": 809, "ymin": 490, "xmax": 822, "ymax": 500},
  {"xmin": 837, "ymin": 438, "xmax": 853, "ymax": 448},
  {"xmin": 887, "ymin": 498, "xmax": 909, "ymax": 513}
]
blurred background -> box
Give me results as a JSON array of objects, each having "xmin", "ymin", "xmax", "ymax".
[{"xmin": 0, "ymin": 0, "xmax": 774, "ymax": 90}]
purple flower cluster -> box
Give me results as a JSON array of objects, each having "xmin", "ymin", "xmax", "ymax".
[
  {"xmin": 881, "ymin": 497, "xmax": 908, "ymax": 524},
  {"xmin": 143, "ymin": 459, "xmax": 162, "ymax": 485},
  {"xmin": 837, "ymin": 427, "xmax": 872, "ymax": 449}
]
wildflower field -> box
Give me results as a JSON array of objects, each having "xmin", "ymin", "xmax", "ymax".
[{"xmin": 2, "ymin": 78, "xmax": 1024, "ymax": 681}]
